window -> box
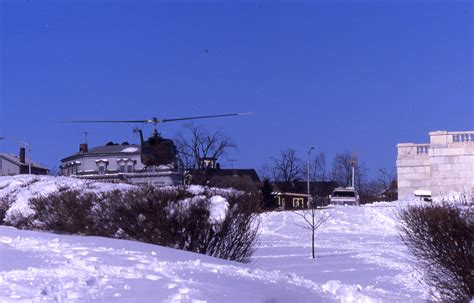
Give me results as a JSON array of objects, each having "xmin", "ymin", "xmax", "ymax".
[
  {"xmin": 293, "ymin": 198, "xmax": 304, "ymax": 208},
  {"xmin": 98, "ymin": 166, "xmax": 105, "ymax": 175},
  {"xmin": 127, "ymin": 165, "xmax": 133, "ymax": 173},
  {"xmin": 332, "ymin": 191, "xmax": 356, "ymax": 198},
  {"xmin": 119, "ymin": 165, "xmax": 125, "ymax": 172},
  {"xmin": 0, "ymin": 159, "xmax": 2, "ymax": 171}
]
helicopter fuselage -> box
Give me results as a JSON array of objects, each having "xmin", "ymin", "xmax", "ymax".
[{"xmin": 136, "ymin": 129, "xmax": 177, "ymax": 167}]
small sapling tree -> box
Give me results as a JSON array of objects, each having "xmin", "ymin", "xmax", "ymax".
[{"xmin": 294, "ymin": 203, "xmax": 330, "ymax": 259}]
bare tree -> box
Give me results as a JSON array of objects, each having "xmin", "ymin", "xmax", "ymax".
[
  {"xmin": 303, "ymin": 152, "xmax": 328, "ymax": 182},
  {"xmin": 272, "ymin": 149, "xmax": 303, "ymax": 182},
  {"xmin": 294, "ymin": 208, "xmax": 330, "ymax": 259},
  {"xmin": 331, "ymin": 152, "xmax": 367, "ymax": 191},
  {"xmin": 175, "ymin": 123, "xmax": 237, "ymax": 169},
  {"xmin": 367, "ymin": 168, "xmax": 397, "ymax": 201},
  {"xmin": 258, "ymin": 163, "xmax": 275, "ymax": 181},
  {"xmin": 313, "ymin": 152, "xmax": 328, "ymax": 182}
]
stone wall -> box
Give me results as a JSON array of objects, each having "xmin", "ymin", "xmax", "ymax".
[{"xmin": 397, "ymin": 131, "xmax": 474, "ymax": 199}]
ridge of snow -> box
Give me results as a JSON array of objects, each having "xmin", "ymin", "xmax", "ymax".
[{"xmin": 0, "ymin": 175, "xmax": 134, "ymax": 225}]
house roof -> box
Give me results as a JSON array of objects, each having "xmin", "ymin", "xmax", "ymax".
[
  {"xmin": 186, "ymin": 168, "xmax": 261, "ymax": 183},
  {"xmin": 0, "ymin": 153, "xmax": 48, "ymax": 170},
  {"xmin": 272, "ymin": 181, "xmax": 339, "ymax": 196},
  {"xmin": 212, "ymin": 169, "xmax": 261, "ymax": 182},
  {"xmin": 61, "ymin": 144, "xmax": 141, "ymax": 162}
]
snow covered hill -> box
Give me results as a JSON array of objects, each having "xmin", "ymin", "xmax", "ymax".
[
  {"xmin": 0, "ymin": 176, "xmax": 432, "ymax": 302},
  {"xmin": 255, "ymin": 205, "xmax": 428, "ymax": 302},
  {"xmin": 0, "ymin": 175, "xmax": 133, "ymax": 225},
  {"xmin": 0, "ymin": 225, "xmax": 338, "ymax": 302}
]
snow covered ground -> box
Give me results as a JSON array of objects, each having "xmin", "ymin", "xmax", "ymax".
[
  {"xmin": 0, "ymin": 176, "xmax": 432, "ymax": 302},
  {"xmin": 255, "ymin": 205, "xmax": 428, "ymax": 302}
]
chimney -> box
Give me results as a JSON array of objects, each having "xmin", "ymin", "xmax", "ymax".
[
  {"xmin": 19, "ymin": 147, "xmax": 26, "ymax": 164},
  {"xmin": 79, "ymin": 143, "xmax": 88, "ymax": 153}
]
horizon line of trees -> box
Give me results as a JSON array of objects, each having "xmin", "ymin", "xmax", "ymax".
[
  {"xmin": 258, "ymin": 148, "xmax": 397, "ymax": 203},
  {"xmin": 172, "ymin": 125, "xmax": 396, "ymax": 203}
]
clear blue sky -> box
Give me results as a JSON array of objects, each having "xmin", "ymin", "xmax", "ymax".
[{"xmin": 1, "ymin": 1, "xmax": 472, "ymax": 176}]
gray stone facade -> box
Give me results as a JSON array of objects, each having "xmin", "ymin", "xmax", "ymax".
[{"xmin": 397, "ymin": 131, "xmax": 474, "ymax": 199}]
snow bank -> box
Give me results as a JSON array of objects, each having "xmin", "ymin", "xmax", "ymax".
[
  {"xmin": 255, "ymin": 200, "xmax": 431, "ymax": 302},
  {"xmin": 0, "ymin": 226, "xmax": 333, "ymax": 302},
  {"xmin": 208, "ymin": 195, "xmax": 229, "ymax": 224},
  {"xmin": 121, "ymin": 147, "xmax": 139, "ymax": 153},
  {"xmin": 0, "ymin": 175, "xmax": 134, "ymax": 225}
]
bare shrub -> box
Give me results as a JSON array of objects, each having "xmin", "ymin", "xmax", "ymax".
[
  {"xmin": 206, "ymin": 193, "xmax": 260, "ymax": 263},
  {"xmin": 398, "ymin": 203, "xmax": 473, "ymax": 302},
  {"xmin": 30, "ymin": 190, "xmax": 98, "ymax": 234},
  {"xmin": 0, "ymin": 195, "xmax": 12, "ymax": 224},
  {"xmin": 27, "ymin": 186, "xmax": 260, "ymax": 263}
]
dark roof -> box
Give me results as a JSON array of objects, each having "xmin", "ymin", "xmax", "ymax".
[
  {"xmin": 187, "ymin": 168, "xmax": 261, "ymax": 182},
  {"xmin": 0, "ymin": 153, "xmax": 48, "ymax": 170},
  {"xmin": 273, "ymin": 181, "xmax": 339, "ymax": 196},
  {"xmin": 61, "ymin": 144, "xmax": 141, "ymax": 162},
  {"xmin": 211, "ymin": 169, "xmax": 260, "ymax": 182}
]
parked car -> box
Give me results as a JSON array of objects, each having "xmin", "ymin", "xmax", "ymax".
[
  {"xmin": 413, "ymin": 189, "xmax": 432, "ymax": 202},
  {"xmin": 330, "ymin": 187, "xmax": 360, "ymax": 206}
]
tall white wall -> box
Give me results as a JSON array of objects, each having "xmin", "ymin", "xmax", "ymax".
[
  {"xmin": 397, "ymin": 131, "xmax": 474, "ymax": 199},
  {"xmin": 428, "ymin": 131, "xmax": 474, "ymax": 196},
  {"xmin": 396, "ymin": 144, "xmax": 431, "ymax": 197}
]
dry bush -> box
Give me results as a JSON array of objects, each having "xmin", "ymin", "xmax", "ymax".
[
  {"xmin": 398, "ymin": 203, "xmax": 473, "ymax": 302},
  {"xmin": 27, "ymin": 186, "xmax": 260, "ymax": 263},
  {"xmin": 0, "ymin": 195, "xmax": 12, "ymax": 224},
  {"xmin": 30, "ymin": 190, "xmax": 99, "ymax": 234},
  {"xmin": 205, "ymin": 193, "xmax": 260, "ymax": 263}
]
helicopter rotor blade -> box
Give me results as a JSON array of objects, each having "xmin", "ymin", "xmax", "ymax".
[
  {"xmin": 62, "ymin": 120, "xmax": 149, "ymax": 123},
  {"xmin": 158, "ymin": 112, "xmax": 252, "ymax": 123},
  {"xmin": 62, "ymin": 113, "xmax": 252, "ymax": 125}
]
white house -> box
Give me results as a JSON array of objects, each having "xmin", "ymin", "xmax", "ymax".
[
  {"xmin": 60, "ymin": 143, "xmax": 183, "ymax": 186},
  {"xmin": 397, "ymin": 130, "xmax": 474, "ymax": 200},
  {"xmin": 0, "ymin": 148, "xmax": 49, "ymax": 175}
]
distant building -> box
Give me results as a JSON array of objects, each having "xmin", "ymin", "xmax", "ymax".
[
  {"xmin": 272, "ymin": 181, "xmax": 339, "ymax": 209},
  {"xmin": 0, "ymin": 147, "xmax": 49, "ymax": 175},
  {"xmin": 185, "ymin": 157, "xmax": 261, "ymax": 191},
  {"xmin": 397, "ymin": 131, "xmax": 474, "ymax": 199},
  {"xmin": 60, "ymin": 142, "xmax": 183, "ymax": 186}
]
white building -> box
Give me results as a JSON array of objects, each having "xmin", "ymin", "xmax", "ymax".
[
  {"xmin": 60, "ymin": 143, "xmax": 183, "ymax": 186},
  {"xmin": 0, "ymin": 148, "xmax": 49, "ymax": 175},
  {"xmin": 397, "ymin": 131, "xmax": 474, "ymax": 199}
]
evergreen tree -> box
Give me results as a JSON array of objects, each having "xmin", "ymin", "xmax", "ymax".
[{"xmin": 261, "ymin": 178, "xmax": 276, "ymax": 209}]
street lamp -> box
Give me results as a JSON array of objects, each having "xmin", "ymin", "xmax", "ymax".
[
  {"xmin": 0, "ymin": 136, "xmax": 32, "ymax": 174},
  {"xmin": 307, "ymin": 146, "xmax": 314, "ymax": 208}
]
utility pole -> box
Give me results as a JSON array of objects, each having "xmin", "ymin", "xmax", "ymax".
[
  {"xmin": 350, "ymin": 154, "xmax": 357, "ymax": 188},
  {"xmin": 307, "ymin": 146, "xmax": 314, "ymax": 208}
]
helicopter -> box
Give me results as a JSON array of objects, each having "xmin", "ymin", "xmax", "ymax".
[{"xmin": 65, "ymin": 113, "xmax": 250, "ymax": 167}]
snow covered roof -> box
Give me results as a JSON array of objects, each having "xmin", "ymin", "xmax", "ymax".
[{"xmin": 61, "ymin": 144, "xmax": 141, "ymax": 162}]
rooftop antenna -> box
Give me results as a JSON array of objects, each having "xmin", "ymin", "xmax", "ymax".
[{"xmin": 227, "ymin": 158, "xmax": 237, "ymax": 169}]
